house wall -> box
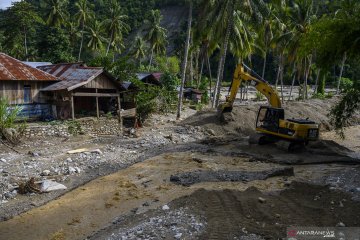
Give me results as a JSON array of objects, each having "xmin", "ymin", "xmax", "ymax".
[
  {"xmin": 83, "ymin": 74, "xmax": 118, "ymax": 90},
  {"xmin": 0, "ymin": 80, "xmax": 54, "ymax": 104}
]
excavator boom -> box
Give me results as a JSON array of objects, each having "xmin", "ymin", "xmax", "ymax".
[{"xmin": 219, "ymin": 64, "xmax": 281, "ymax": 113}]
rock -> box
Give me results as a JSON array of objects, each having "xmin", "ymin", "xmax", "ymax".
[
  {"xmin": 258, "ymin": 197, "xmax": 267, "ymax": 203},
  {"xmin": 92, "ymin": 149, "xmax": 103, "ymax": 155},
  {"xmin": 28, "ymin": 151, "xmax": 40, "ymax": 157},
  {"xmin": 275, "ymin": 214, "xmax": 281, "ymax": 218},
  {"xmin": 174, "ymin": 233, "xmax": 182, "ymax": 239},
  {"xmin": 339, "ymin": 201, "xmax": 344, "ymax": 208},
  {"xmin": 41, "ymin": 170, "xmax": 51, "ymax": 176},
  {"xmin": 40, "ymin": 180, "xmax": 67, "ymax": 192},
  {"xmin": 74, "ymin": 167, "xmax": 81, "ymax": 174},
  {"xmin": 336, "ymin": 222, "xmax": 346, "ymax": 227},
  {"xmin": 0, "ymin": 158, "xmax": 6, "ymax": 163},
  {"xmin": 66, "ymin": 158, "xmax": 73, "ymax": 163},
  {"xmin": 162, "ymin": 205, "xmax": 170, "ymax": 210},
  {"xmin": 207, "ymin": 129, "xmax": 216, "ymax": 136},
  {"xmin": 68, "ymin": 167, "xmax": 76, "ymax": 175}
]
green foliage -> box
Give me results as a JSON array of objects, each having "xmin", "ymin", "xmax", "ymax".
[
  {"xmin": 330, "ymin": 88, "xmax": 360, "ymax": 138},
  {"xmin": 37, "ymin": 27, "xmax": 75, "ymax": 63},
  {"xmin": 255, "ymin": 92, "xmax": 265, "ymax": 101},
  {"xmin": 135, "ymin": 85, "xmax": 159, "ymax": 123},
  {"xmin": 66, "ymin": 120, "xmax": 83, "ymax": 135},
  {"xmin": 339, "ymin": 77, "xmax": 353, "ymax": 91},
  {"xmin": 0, "ymin": 98, "xmax": 22, "ymax": 134},
  {"xmin": 155, "ymin": 56, "xmax": 180, "ymax": 74},
  {"xmin": 160, "ymin": 72, "xmax": 180, "ymax": 91}
]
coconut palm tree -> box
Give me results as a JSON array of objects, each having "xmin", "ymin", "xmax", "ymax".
[
  {"xmin": 104, "ymin": 0, "xmax": 130, "ymax": 56},
  {"xmin": 86, "ymin": 20, "xmax": 106, "ymax": 51},
  {"xmin": 75, "ymin": 0, "xmax": 94, "ymax": 61},
  {"xmin": 131, "ymin": 36, "xmax": 146, "ymax": 67},
  {"xmin": 144, "ymin": 10, "xmax": 167, "ymax": 68},
  {"xmin": 42, "ymin": 0, "xmax": 69, "ymax": 27},
  {"xmin": 177, "ymin": 0, "xmax": 193, "ymax": 119},
  {"xmin": 208, "ymin": 0, "xmax": 268, "ymax": 107}
]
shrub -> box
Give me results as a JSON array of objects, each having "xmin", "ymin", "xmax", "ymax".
[
  {"xmin": 66, "ymin": 120, "xmax": 83, "ymax": 136},
  {"xmin": 255, "ymin": 92, "xmax": 265, "ymax": 101},
  {"xmin": 0, "ymin": 98, "xmax": 21, "ymax": 134}
]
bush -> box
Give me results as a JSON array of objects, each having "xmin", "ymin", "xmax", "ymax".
[
  {"xmin": 66, "ymin": 120, "xmax": 83, "ymax": 136},
  {"xmin": 0, "ymin": 98, "xmax": 21, "ymax": 134},
  {"xmin": 339, "ymin": 77, "xmax": 353, "ymax": 91},
  {"xmin": 255, "ymin": 92, "xmax": 265, "ymax": 101},
  {"xmin": 0, "ymin": 98, "xmax": 26, "ymax": 144}
]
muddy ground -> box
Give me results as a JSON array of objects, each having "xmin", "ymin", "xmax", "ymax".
[{"xmin": 0, "ymin": 99, "xmax": 360, "ymax": 240}]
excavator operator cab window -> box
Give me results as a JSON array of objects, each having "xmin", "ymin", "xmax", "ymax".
[{"xmin": 256, "ymin": 107, "xmax": 284, "ymax": 132}]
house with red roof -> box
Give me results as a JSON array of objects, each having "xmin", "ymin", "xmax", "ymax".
[{"xmin": 0, "ymin": 53, "xmax": 58, "ymax": 118}]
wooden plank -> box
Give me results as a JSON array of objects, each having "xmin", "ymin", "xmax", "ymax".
[
  {"xmin": 117, "ymin": 95, "xmax": 123, "ymax": 133},
  {"xmin": 73, "ymin": 92, "xmax": 119, "ymax": 97},
  {"xmin": 96, "ymin": 89, "xmax": 99, "ymax": 119},
  {"xmin": 71, "ymin": 94, "xmax": 75, "ymax": 120},
  {"xmin": 121, "ymin": 108, "xmax": 136, "ymax": 117}
]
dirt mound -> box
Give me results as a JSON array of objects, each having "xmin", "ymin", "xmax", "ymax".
[
  {"xmin": 181, "ymin": 98, "xmax": 360, "ymax": 137},
  {"xmin": 176, "ymin": 182, "xmax": 360, "ymax": 239}
]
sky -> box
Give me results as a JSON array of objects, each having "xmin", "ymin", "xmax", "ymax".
[{"xmin": 0, "ymin": 0, "xmax": 21, "ymax": 9}]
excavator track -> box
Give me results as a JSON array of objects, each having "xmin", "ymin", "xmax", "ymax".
[{"xmin": 249, "ymin": 133, "xmax": 306, "ymax": 152}]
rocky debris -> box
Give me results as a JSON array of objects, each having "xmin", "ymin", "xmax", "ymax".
[
  {"xmin": 104, "ymin": 207, "xmax": 206, "ymax": 240},
  {"xmin": 258, "ymin": 197, "xmax": 266, "ymax": 204},
  {"xmin": 162, "ymin": 205, "xmax": 170, "ymax": 211},
  {"xmin": 40, "ymin": 180, "xmax": 67, "ymax": 192},
  {"xmin": 170, "ymin": 167, "xmax": 294, "ymax": 186},
  {"xmin": 41, "ymin": 170, "xmax": 51, "ymax": 176}
]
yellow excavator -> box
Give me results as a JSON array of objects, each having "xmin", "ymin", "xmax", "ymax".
[{"xmin": 218, "ymin": 64, "xmax": 319, "ymax": 151}]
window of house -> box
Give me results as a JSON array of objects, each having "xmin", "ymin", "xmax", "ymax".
[{"xmin": 24, "ymin": 85, "xmax": 31, "ymax": 103}]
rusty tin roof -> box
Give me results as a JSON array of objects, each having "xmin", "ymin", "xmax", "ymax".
[
  {"xmin": 0, "ymin": 53, "xmax": 58, "ymax": 81},
  {"xmin": 39, "ymin": 63, "xmax": 104, "ymax": 91}
]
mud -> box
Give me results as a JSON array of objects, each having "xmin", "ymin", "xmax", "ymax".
[
  {"xmin": 92, "ymin": 182, "xmax": 360, "ymax": 240},
  {"xmin": 170, "ymin": 167, "xmax": 294, "ymax": 186}
]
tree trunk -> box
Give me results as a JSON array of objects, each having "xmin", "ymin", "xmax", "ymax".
[
  {"xmin": 288, "ymin": 63, "xmax": 296, "ymax": 101},
  {"xmin": 149, "ymin": 48, "xmax": 154, "ymax": 70},
  {"xmin": 106, "ymin": 30, "xmax": 114, "ymax": 56},
  {"xmin": 190, "ymin": 50, "xmax": 194, "ymax": 87},
  {"xmin": 275, "ymin": 64, "xmax": 281, "ymax": 89},
  {"xmin": 304, "ymin": 55, "xmax": 312, "ymax": 99},
  {"xmin": 78, "ymin": 23, "xmax": 85, "ymax": 62},
  {"xmin": 24, "ymin": 30, "xmax": 28, "ymax": 61},
  {"xmin": 206, "ymin": 51, "xmax": 213, "ymax": 103},
  {"xmin": 279, "ymin": 61, "xmax": 284, "ymax": 104},
  {"xmin": 199, "ymin": 57, "xmax": 204, "ymax": 89},
  {"xmin": 177, "ymin": 1, "xmax": 192, "ymax": 119},
  {"xmin": 213, "ymin": 0, "xmax": 234, "ymax": 108},
  {"xmin": 314, "ymin": 68, "xmax": 321, "ymax": 95},
  {"xmin": 336, "ymin": 52, "xmax": 347, "ymax": 94},
  {"xmin": 262, "ymin": 52, "xmax": 267, "ymax": 79}
]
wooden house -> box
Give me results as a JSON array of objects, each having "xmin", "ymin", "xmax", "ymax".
[
  {"xmin": 39, "ymin": 63, "xmax": 136, "ymax": 120},
  {"xmin": 0, "ymin": 53, "xmax": 58, "ymax": 118}
]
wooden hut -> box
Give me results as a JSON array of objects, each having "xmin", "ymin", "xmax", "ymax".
[
  {"xmin": 39, "ymin": 63, "xmax": 133, "ymax": 120},
  {"xmin": 0, "ymin": 53, "xmax": 58, "ymax": 119}
]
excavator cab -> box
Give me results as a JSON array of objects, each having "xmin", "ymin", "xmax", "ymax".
[{"xmin": 256, "ymin": 106, "xmax": 284, "ymax": 132}]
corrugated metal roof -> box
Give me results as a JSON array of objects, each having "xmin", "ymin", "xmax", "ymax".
[
  {"xmin": 39, "ymin": 63, "xmax": 104, "ymax": 91},
  {"xmin": 0, "ymin": 53, "xmax": 57, "ymax": 81},
  {"xmin": 22, "ymin": 62, "xmax": 52, "ymax": 68},
  {"xmin": 136, "ymin": 73, "xmax": 151, "ymax": 80}
]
